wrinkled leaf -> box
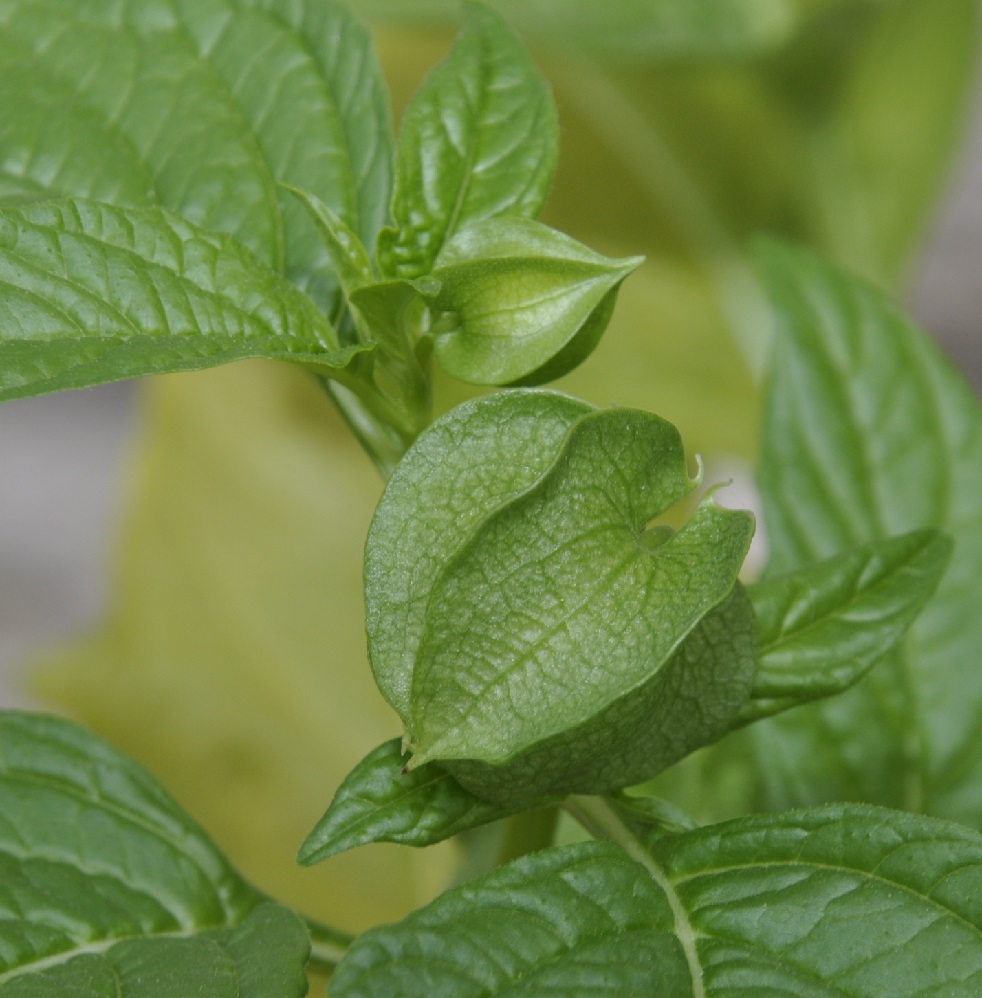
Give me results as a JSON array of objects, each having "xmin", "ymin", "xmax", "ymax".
[
  {"xmin": 0, "ymin": 199, "xmax": 357, "ymax": 402},
  {"xmin": 738, "ymin": 528, "xmax": 952, "ymax": 724},
  {"xmin": 0, "ymin": 711, "xmax": 308, "ymax": 997},
  {"xmin": 430, "ymin": 218, "xmax": 642, "ymax": 385},
  {"xmin": 750, "ymin": 242, "xmax": 982, "ymax": 821},
  {"xmin": 377, "ymin": 3, "xmax": 557, "ymax": 279},
  {"xmin": 331, "ymin": 804, "xmax": 982, "ymax": 997},
  {"xmin": 299, "ymin": 738, "xmax": 522, "ymax": 864},
  {"xmin": 366, "ymin": 389, "xmax": 592, "ymax": 718}
]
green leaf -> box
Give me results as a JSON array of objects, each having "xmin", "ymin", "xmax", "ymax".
[
  {"xmin": 330, "ymin": 804, "xmax": 982, "ymax": 997},
  {"xmin": 750, "ymin": 241, "xmax": 982, "ymax": 820},
  {"xmin": 0, "ymin": 199, "xmax": 361, "ymax": 401},
  {"xmin": 350, "ymin": 0, "xmax": 802, "ymax": 61},
  {"xmin": 368, "ymin": 391, "xmax": 756, "ymax": 805},
  {"xmin": 429, "ymin": 218, "xmax": 642, "ymax": 385},
  {"xmin": 0, "ymin": 711, "xmax": 309, "ymax": 996},
  {"xmin": 0, "ymin": 0, "xmax": 394, "ymax": 309},
  {"xmin": 366, "ymin": 389, "xmax": 593, "ymax": 719},
  {"xmin": 299, "ymin": 738, "xmax": 523, "ymax": 865},
  {"xmin": 738, "ymin": 528, "xmax": 952, "ymax": 725},
  {"xmin": 377, "ymin": 3, "xmax": 558, "ymax": 280}
]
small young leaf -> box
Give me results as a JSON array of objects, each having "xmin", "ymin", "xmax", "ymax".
[
  {"xmin": 429, "ymin": 218, "xmax": 643, "ymax": 384},
  {"xmin": 331, "ymin": 804, "xmax": 982, "ymax": 997},
  {"xmin": 749, "ymin": 240, "xmax": 982, "ymax": 819},
  {"xmin": 377, "ymin": 3, "xmax": 558, "ymax": 279},
  {"xmin": 298, "ymin": 738, "xmax": 523, "ymax": 865},
  {"xmin": 737, "ymin": 528, "xmax": 953, "ymax": 725},
  {"xmin": 0, "ymin": 198, "xmax": 360, "ymax": 401},
  {"xmin": 0, "ymin": 711, "xmax": 309, "ymax": 996}
]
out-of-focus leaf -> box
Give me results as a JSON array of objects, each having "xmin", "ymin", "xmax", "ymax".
[
  {"xmin": 354, "ymin": 0, "xmax": 803, "ymax": 62},
  {"xmin": 331, "ymin": 805, "xmax": 982, "ymax": 997},
  {"xmin": 0, "ymin": 711, "xmax": 309, "ymax": 997},
  {"xmin": 738, "ymin": 529, "xmax": 952, "ymax": 724},
  {"xmin": 32, "ymin": 362, "xmax": 455, "ymax": 932},
  {"xmin": 0, "ymin": 199, "xmax": 357, "ymax": 402},
  {"xmin": 377, "ymin": 3, "xmax": 557, "ymax": 280},
  {"xmin": 749, "ymin": 243, "xmax": 982, "ymax": 821},
  {"xmin": 299, "ymin": 738, "xmax": 522, "ymax": 864}
]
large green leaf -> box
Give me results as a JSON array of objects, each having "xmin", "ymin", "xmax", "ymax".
[
  {"xmin": 749, "ymin": 242, "xmax": 982, "ymax": 821},
  {"xmin": 0, "ymin": 199, "xmax": 358, "ymax": 401},
  {"xmin": 0, "ymin": 0, "xmax": 393, "ymax": 310},
  {"xmin": 739, "ymin": 529, "xmax": 952, "ymax": 724},
  {"xmin": 377, "ymin": 3, "xmax": 558, "ymax": 280},
  {"xmin": 331, "ymin": 804, "xmax": 982, "ymax": 996},
  {"xmin": 0, "ymin": 711, "xmax": 308, "ymax": 996}
]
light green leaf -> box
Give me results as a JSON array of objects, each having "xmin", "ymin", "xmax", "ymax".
[
  {"xmin": 377, "ymin": 3, "xmax": 557, "ymax": 280},
  {"xmin": 429, "ymin": 218, "xmax": 642, "ymax": 385},
  {"xmin": 331, "ymin": 804, "xmax": 982, "ymax": 997},
  {"xmin": 0, "ymin": 711, "xmax": 309, "ymax": 997},
  {"xmin": 0, "ymin": 0, "xmax": 394, "ymax": 309},
  {"xmin": 750, "ymin": 242, "xmax": 982, "ymax": 820},
  {"xmin": 299, "ymin": 738, "xmax": 523, "ymax": 865},
  {"xmin": 737, "ymin": 528, "xmax": 952, "ymax": 725},
  {"xmin": 368, "ymin": 391, "xmax": 756, "ymax": 805},
  {"xmin": 366, "ymin": 389, "xmax": 593, "ymax": 719},
  {"xmin": 0, "ymin": 199, "xmax": 359, "ymax": 402}
]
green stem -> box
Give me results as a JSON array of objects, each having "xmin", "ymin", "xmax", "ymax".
[
  {"xmin": 304, "ymin": 915, "xmax": 353, "ymax": 976},
  {"xmin": 496, "ymin": 805, "xmax": 559, "ymax": 865}
]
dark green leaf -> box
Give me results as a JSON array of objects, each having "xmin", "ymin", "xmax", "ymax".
[
  {"xmin": 298, "ymin": 738, "xmax": 522, "ymax": 865},
  {"xmin": 429, "ymin": 218, "xmax": 642, "ymax": 385},
  {"xmin": 737, "ymin": 528, "xmax": 952, "ymax": 725},
  {"xmin": 751, "ymin": 241, "xmax": 982, "ymax": 820},
  {"xmin": 377, "ymin": 3, "xmax": 557, "ymax": 279},
  {"xmin": 0, "ymin": 199, "xmax": 359, "ymax": 401},
  {"xmin": 331, "ymin": 804, "xmax": 982, "ymax": 997},
  {"xmin": 0, "ymin": 711, "xmax": 308, "ymax": 996}
]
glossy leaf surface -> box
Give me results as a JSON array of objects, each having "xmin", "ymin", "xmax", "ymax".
[
  {"xmin": 430, "ymin": 218, "xmax": 642, "ymax": 384},
  {"xmin": 0, "ymin": 711, "xmax": 308, "ymax": 997},
  {"xmin": 740, "ymin": 528, "xmax": 952, "ymax": 724},
  {"xmin": 332, "ymin": 804, "xmax": 982, "ymax": 997},
  {"xmin": 299, "ymin": 738, "xmax": 519, "ymax": 865},
  {"xmin": 0, "ymin": 199, "xmax": 356, "ymax": 401},
  {"xmin": 377, "ymin": 3, "xmax": 557, "ymax": 279},
  {"xmin": 752, "ymin": 242, "xmax": 982, "ymax": 820}
]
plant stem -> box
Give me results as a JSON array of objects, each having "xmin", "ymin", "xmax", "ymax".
[
  {"xmin": 563, "ymin": 795, "xmax": 654, "ymax": 870},
  {"xmin": 496, "ymin": 805, "xmax": 559, "ymax": 865},
  {"xmin": 304, "ymin": 915, "xmax": 354, "ymax": 976}
]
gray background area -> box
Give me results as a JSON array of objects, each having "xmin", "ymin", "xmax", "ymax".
[{"xmin": 2, "ymin": 88, "xmax": 981, "ymax": 711}]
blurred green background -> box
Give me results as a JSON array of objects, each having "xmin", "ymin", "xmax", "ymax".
[{"xmin": 1, "ymin": 0, "xmax": 980, "ymax": 936}]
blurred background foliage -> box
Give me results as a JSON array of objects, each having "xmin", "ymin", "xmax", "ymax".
[{"xmin": 22, "ymin": 0, "xmax": 980, "ymax": 933}]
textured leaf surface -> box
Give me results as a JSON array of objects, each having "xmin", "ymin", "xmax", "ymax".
[
  {"xmin": 0, "ymin": 711, "xmax": 308, "ymax": 996},
  {"xmin": 430, "ymin": 218, "xmax": 642, "ymax": 385},
  {"xmin": 299, "ymin": 739, "xmax": 518, "ymax": 864},
  {"xmin": 366, "ymin": 390, "xmax": 592, "ymax": 719},
  {"xmin": 408, "ymin": 408, "xmax": 754, "ymax": 768},
  {"xmin": 0, "ymin": 0, "xmax": 393, "ymax": 309},
  {"xmin": 751, "ymin": 243, "xmax": 982, "ymax": 821},
  {"xmin": 331, "ymin": 805, "xmax": 982, "ymax": 997},
  {"xmin": 740, "ymin": 529, "xmax": 952, "ymax": 723},
  {"xmin": 377, "ymin": 3, "xmax": 557, "ymax": 279},
  {"xmin": 0, "ymin": 199, "xmax": 355, "ymax": 401}
]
